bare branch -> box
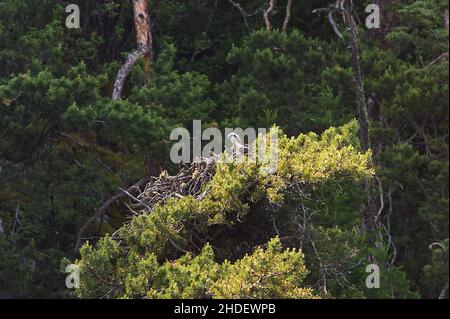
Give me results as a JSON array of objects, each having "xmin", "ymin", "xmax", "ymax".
[
  {"xmin": 282, "ymin": 0, "xmax": 293, "ymax": 33},
  {"xmin": 264, "ymin": 0, "xmax": 277, "ymax": 31},
  {"xmin": 307, "ymin": 232, "xmax": 328, "ymax": 295},
  {"xmin": 375, "ymin": 176, "xmax": 384, "ymax": 222},
  {"xmin": 427, "ymin": 52, "xmax": 449, "ymax": 67},
  {"xmin": 11, "ymin": 201, "xmax": 20, "ymax": 236},
  {"xmin": 328, "ymin": 11, "xmax": 343, "ymax": 39},
  {"xmin": 112, "ymin": 48, "xmax": 148, "ymax": 100},
  {"xmin": 75, "ymin": 177, "xmax": 149, "ymax": 249},
  {"xmin": 312, "ymin": 7, "xmax": 343, "ymax": 40},
  {"xmin": 119, "ymin": 187, "xmax": 152, "ymax": 212},
  {"xmin": 112, "ymin": 0, "xmax": 153, "ymax": 100},
  {"xmin": 228, "ymin": 0, "xmax": 250, "ymax": 31},
  {"xmin": 426, "ymin": 10, "xmax": 449, "ymax": 67},
  {"xmin": 317, "ymin": 1, "xmax": 370, "ymax": 151},
  {"xmin": 169, "ymin": 238, "xmax": 191, "ymax": 254},
  {"xmin": 343, "ymin": 4, "xmax": 370, "ymax": 152}
]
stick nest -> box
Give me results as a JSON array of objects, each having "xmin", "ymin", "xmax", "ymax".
[{"xmin": 133, "ymin": 158, "xmax": 217, "ymax": 214}]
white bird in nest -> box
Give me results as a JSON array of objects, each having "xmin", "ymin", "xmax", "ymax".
[{"xmin": 227, "ymin": 132, "xmax": 247, "ymax": 158}]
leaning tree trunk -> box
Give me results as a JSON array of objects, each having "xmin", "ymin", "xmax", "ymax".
[
  {"xmin": 112, "ymin": 0, "xmax": 153, "ymax": 100},
  {"xmin": 313, "ymin": 0, "xmax": 388, "ymax": 256},
  {"xmin": 342, "ymin": 2, "xmax": 379, "ymax": 235},
  {"xmin": 264, "ymin": 0, "xmax": 276, "ymax": 31},
  {"xmin": 343, "ymin": 10, "xmax": 371, "ymax": 152},
  {"xmin": 282, "ymin": 0, "xmax": 293, "ymax": 32},
  {"xmin": 75, "ymin": 0, "xmax": 158, "ymax": 250}
]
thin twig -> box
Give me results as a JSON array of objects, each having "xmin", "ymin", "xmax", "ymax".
[
  {"xmin": 228, "ymin": 0, "xmax": 250, "ymax": 31},
  {"xmin": 75, "ymin": 177, "xmax": 149, "ymax": 249}
]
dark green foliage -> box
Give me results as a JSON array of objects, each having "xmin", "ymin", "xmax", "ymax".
[{"xmin": 216, "ymin": 30, "xmax": 354, "ymax": 133}]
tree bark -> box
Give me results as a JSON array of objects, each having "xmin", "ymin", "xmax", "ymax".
[
  {"xmin": 314, "ymin": 1, "xmax": 372, "ymax": 152},
  {"xmin": 112, "ymin": 0, "xmax": 153, "ymax": 100},
  {"xmin": 340, "ymin": 1, "xmax": 378, "ymax": 234},
  {"xmin": 282, "ymin": 0, "xmax": 293, "ymax": 32},
  {"xmin": 343, "ymin": 10, "xmax": 371, "ymax": 152},
  {"xmin": 264, "ymin": 0, "xmax": 277, "ymax": 31}
]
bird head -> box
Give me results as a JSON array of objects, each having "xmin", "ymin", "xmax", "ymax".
[{"xmin": 227, "ymin": 132, "xmax": 242, "ymax": 144}]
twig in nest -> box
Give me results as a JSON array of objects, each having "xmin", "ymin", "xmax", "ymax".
[{"xmin": 130, "ymin": 158, "xmax": 217, "ymax": 214}]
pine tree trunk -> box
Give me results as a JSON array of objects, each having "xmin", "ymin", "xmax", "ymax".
[
  {"xmin": 344, "ymin": 10, "xmax": 370, "ymax": 152},
  {"xmin": 112, "ymin": 0, "xmax": 153, "ymax": 100},
  {"xmin": 343, "ymin": 4, "xmax": 378, "ymax": 234}
]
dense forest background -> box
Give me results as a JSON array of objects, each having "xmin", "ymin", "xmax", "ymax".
[{"xmin": 0, "ymin": 0, "xmax": 448, "ymax": 299}]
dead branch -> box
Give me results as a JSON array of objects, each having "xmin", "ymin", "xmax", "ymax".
[
  {"xmin": 282, "ymin": 0, "xmax": 293, "ymax": 33},
  {"xmin": 387, "ymin": 185, "xmax": 397, "ymax": 266},
  {"xmin": 75, "ymin": 177, "xmax": 149, "ymax": 249},
  {"xmin": 112, "ymin": 47, "xmax": 150, "ymax": 100},
  {"xmin": 307, "ymin": 231, "xmax": 328, "ymax": 295},
  {"xmin": 112, "ymin": 0, "xmax": 153, "ymax": 100},
  {"xmin": 169, "ymin": 238, "xmax": 191, "ymax": 254},
  {"xmin": 342, "ymin": 3, "xmax": 370, "ymax": 152},
  {"xmin": 315, "ymin": 1, "xmax": 377, "ymax": 236},
  {"xmin": 427, "ymin": 52, "xmax": 449, "ymax": 67},
  {"xmin": 11, "ymin": 201, "xmax": 20, "ymax": 236},
  {"xmin": 426, "ymin": 10, "xmax": 449, "ymax": 67},
  {"xmin": 119, "ymin": 187, "xmax": 152, "ymax": 211},
  {"xmin": 228, "ymin": 0, "xmax": 250, "ymax": 31},
  {"xmin": 375, "ymin": 176, "xmax": 384, "ymax": 223},
  {"xmin": 264, "ymin": 0, "xmax": 277, "ymax": 31},
  {"xmin": 312, "ymin": 7, "xmax": 343, "ymax": 40},
  {"xmin": 328, "ymin": 11, "xmax": 343, "ymax": 39}
]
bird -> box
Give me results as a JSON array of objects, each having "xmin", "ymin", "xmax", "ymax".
[{"xmin": 227, "ymin": 132, "xmax": 245, "ymax": 158}]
